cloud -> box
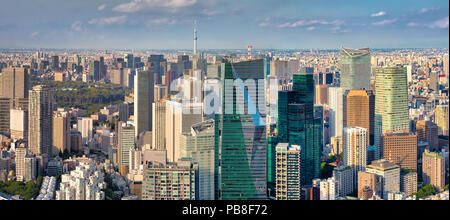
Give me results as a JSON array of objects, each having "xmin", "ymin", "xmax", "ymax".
[
  {"xmin": 146, "ymin": 18, "xmax": 177, "ymax": 26},
  {"xmin": 420, "ymin": 7, "xmax": 440, "ymax": 13},
  {"xmin": 72, "ymin": 21, "xmax": 83, "ymax": 31},
  {"xmin": 407, "ymin": 17, "xmax": 449, "ymax": 29},
  {"xmin": 306, "ymin": 26, "xmax": 315, "ymax": 31},
  {"xmin": 428, "ymin": 17, "xmax": 449, "ymax": 29},
  {"xmin": 113, "ymin": 0, "xmax": 197, "ymax": 13},
  {"xmin": 29, "ymin": 32, "xmax": 39, "ymax": 38},
  {"xmin": 371, "ymin": 11, "xmax": 386, "ymax": 17},
  {"xmin": 88, "ymin": 16, "xmax": 127, "ymax": 26},
  {"xmin": 97, "ymin": 4, "xmax": 107, "ymax": 11},
  {"xmin": 276, "ymin": 19, "xmax": 333, "ymax": 28},
  {"xmin": 258, "ymin": 22, "xmax": 270, "ymax": 27},
  {"xmin": 201, "ymin": 8, "xmax": 221, "ymax": 16},
  {"xmin": 372, "ymin": 19, "xmax": 397, "ymax": 26}
]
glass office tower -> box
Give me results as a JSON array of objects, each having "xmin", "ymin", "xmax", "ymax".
[
  {"xmin": 340, "ymin": 48, "xmax": 371, "ymax": 90},
  {"xmin": 374, "ymin": 67, "xmax": 410, "ymax": 160},
  {"xmin": 214, "ymin": 59, "xmax": 267, "ymax": 200},
  {"xmin": 277, "ymin": 73, "xmax": 322, "ymax": 186}
]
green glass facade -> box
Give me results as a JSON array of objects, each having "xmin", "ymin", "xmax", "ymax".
[
  {"xmin": 374, "ymin": 67, "xmax": 410, "ymax": 160},
  {"xmin": 214, "ymin": 59, "xmax": 267, "ymax": 200},
  {"xmin": 340, "ymin": 48, "xmax": 371, "ymax": 90},
  {"xmin": 276, "ymin": 73, "xmax": 322, "ymax": 186}
]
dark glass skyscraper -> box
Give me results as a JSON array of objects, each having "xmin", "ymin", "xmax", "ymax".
[
  {"xmin": 215, "ymin": 59, "xmax": 267, "ymax": 200},
  {"xmin": 277, "ymin": 73, "xmax": 322, "ymax": 186}
]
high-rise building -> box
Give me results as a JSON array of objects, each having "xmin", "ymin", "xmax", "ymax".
[
  {"xmin": 381, "ymin": 133, "xmax": 417, "ymax": 171},
  {"xmin": 0, "ymin": 98, "xmax": 11, "ymax": 135},
  {"xmin": 125, "ymin": 54, "xmax": 134, "ymax": 69},
  {"xmin": 374, "ymin": 67, "xmax": 409, "ymax": 160},
  {"xmin": 343, "ymin": 90, "xmax": 375, "ymax": 146},
  {"xmin": 15, "ymin": 144, "xmax": 27, "ymax": 182},
  {"xmin": 277, "ymin": 73, "xmax": 322, "ymax": 186},
  {"xmin": 77, "ymin": 117, "xmax": 93, "ymax": 146},
  {"xmin": 333, "ymin": 166, "xmax": 353, "ymax": 197},
  {"xmin": 148, "ymin": 55, "xmax": 167, "ymax": 84},
  {"xmin": 315, "ymin": 84, "xmax": 328, "ymax": 105},
  {"xmin": 165, "ymin": 101, "xmax": 202, "ymax": 163},
  {"xmin": 154, "ymin": 84, "xmax": 168, "ymax": 101},
  {"xmin": 339, "ymin": 48, "xmax": 371, "ymax": 90},
  {"xmin": 134, "ymin": 69, "xmax": 155, "ymax": 137},
  {"xmin": 89, "ymin": 60, "xmax": 100, "ymax": 81},
  {"xmin": 400, "ymin": 170, "xmax": 417, "ymax": 196},
  {"xmin": 275, "ymin": 143, "xmax": 301, "ymax": 200},
  {"xmin": 142, "ymin": 159, "xmax": 198, "ymax": 200},
  {"xmin": 0, "ymin": 67, "xmax": 30, "ymax": 101},
  {"xmin": 152, "ymin": 101, "xmax": 166, "ymax": 150},
  {"xmin": 328, "ymin": 87, "xmax": 346, "ymax": 138},
  {"xmin": 118, "ymin": 122, "xmax": 135, "ymax": 174},
  {"xmin": 365, "ymin": 159, "xmax": 401, "ymax": 199},
  {"xmin": 10, "ymin": 108, "xmax": 28, "ymax": 140},
  {"xmin": 28, "ymin": 85, "xmax": 54, "ymax": 158},
  {"xmin": 343, "ymin": 127, "xmax": 368, "ymax": 190},
  {"xmin": 422, "ymin": 149, "xmax": 445, "ymax": 191},
  {"xmin": 53, "ymin": 111, "xmax": 71, "ymax": 156},
  {"xmin": 179, "ymin": 120, "xmax": 215, "ymax": 200},
  {"xmin": 215, "ymin": 59, "xmax": 267, "ymax": 200},
  {"xmin": 434, "ymin": 105, "xmax": 449, "ymax": 136},
  {"xmin": 416, "ymin": 120, "xmax": 439, "ymax": 150},
  {"xmin": 319, "ymin": 177, "xmax": 337, "ymax": 200}
]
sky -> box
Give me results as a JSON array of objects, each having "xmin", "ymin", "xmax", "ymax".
[{"xmin": 0, "ymin": 0, "xmax": 448, "ymax": 49}]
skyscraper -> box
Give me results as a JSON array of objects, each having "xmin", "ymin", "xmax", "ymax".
[
  {"xmin": 53, "ymin": 111, "xmax": 71, "ymax": 156},
  {"xmin": 343, "ymin": 127, "xmax": 368, "ymax": 190},
  {"xmin": 340, "ymin": 48, "xmax": 371, "ymax": 90},
  {"xmin": 89, "ymin": 60, "xmax": 100, "ymax": 81},
  {"xmin": 328, "ymin": 87, "xmax": 346, "ymax": 138},
  {"xmin": 134, "ymin": 69, "xmax": 155, "ymax": 137},
  {"xmin": 275, "ymin": 143, "xmax": 301, "ymax": 200},
  {"xmin": 374, "ymin": 67, "xmax": 409, "ymax": 160},
  {"xmin": 415, "ymin": 120, "xmax": 439, "ymax": 150},
  {"xmin": 0, "ymin": 67, "xmax": 30, "ymax": 101},
  {"xmin": 343, "ymin": 90, "xmax": 375, "ymax": 146},
  {"xmin": 28, "ymin": 85, "xmax": 54, "ymax": 158},
  {"xmin": 215, "ymin": 59, "xmax": 267, "ymax": 200},
  {"xmin": 152, "ymin": 101, "xmax": 166, "ymax": 150},
  {"xmin": 180, "ymin": 120, "xmax": 215, "ymax": 200},
  {"xmin": 277, "ymin": 73, "xmax": 322, "ymax": 186},
  {"xmin": 118, "ymin": 122, "xmax": 135, "ymax": 174}
]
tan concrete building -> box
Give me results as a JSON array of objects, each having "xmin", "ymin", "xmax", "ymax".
[
  {"xmin": 381, "ymin": 132, "xmax": 418, "ymax": 171},
  {"xmin": 422, "ymin": 149, "xmax": 445, "ymax": 191},
  {"xmin": 358, "ymin": 171, "xmax": 382, "ymax": 199},
  {"xmin": 416, "ymin": 120, "xmax": 439, "ymax": 150},
  {"xmin": 10, "ymin": 108, "xmax": 27, "ymax": 140},
  {"xmin": 365, "ymin": 159, "xmax": 401, "ymax": 199},
  {"xmin": 434, "ymin": 105, "xmax": 448, "ymax": 136},
  {"xmin": 53, "ymin": 111, "xmax": 71, "ymax": 156}
]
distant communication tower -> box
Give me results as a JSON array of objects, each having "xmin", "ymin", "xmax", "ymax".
[
  {"xmin": 193, "ymin": 20, "xmax": 198, "ymax": 55},
  {"xmin": 248, "ymin": 45, "xmax": 252, "ymax": 61}
]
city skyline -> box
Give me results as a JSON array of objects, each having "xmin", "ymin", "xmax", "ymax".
[{"xmin": 0, "ymin": 0, "xmax": 449, "ymax": 49}]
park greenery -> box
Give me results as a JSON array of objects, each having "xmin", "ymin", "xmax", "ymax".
[
  {"xmin": 0, "ymin": 176, "xmax": 43, "ymax": 200},
  {"xmin": 412, "ymin": 184, "xmax": 438, "ymax": 199},
  {"xmin": 33, "ymin": 81, "xmax": 131, "ymax": 115},
  {"xmin": 101, "ymin": 170, "xmax": 120, "ymax": 201}
]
